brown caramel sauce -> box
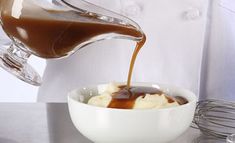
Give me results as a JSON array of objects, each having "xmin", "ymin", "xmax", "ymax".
[
  {"xmin": 126, "ymin": 34, "xmax": 146, "ymax": 88},
  {"xmin": 174, "ymin": 96, "xmax": 188, "ymax": 105},
  {"xmin": 1, "ymin": 13, "xmax": 142, "ymax": 58},
  {"xmin": 108, "ymin": 85, "xmax": 188, "ymax": 109}
]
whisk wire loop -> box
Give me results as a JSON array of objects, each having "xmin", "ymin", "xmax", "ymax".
[{"xmin": 193, "ymin": 99, "xmax": 235, "ymax": 139}]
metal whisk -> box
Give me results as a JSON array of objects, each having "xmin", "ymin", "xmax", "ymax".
[{"xmin": 192, "ymin": 99, "xmax": 235, "ymax": 139}]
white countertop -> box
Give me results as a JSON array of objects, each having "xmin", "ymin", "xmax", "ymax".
[{"xmin": 0, "ymin": 103, "xmax": 225, "ymax": 143}]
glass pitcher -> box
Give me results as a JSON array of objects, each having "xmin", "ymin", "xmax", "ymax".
[{"xmin": 0, "ymin": 0, "xmax": 144, "ymax": 86}]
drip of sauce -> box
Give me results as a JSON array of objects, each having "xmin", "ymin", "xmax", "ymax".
[
  {"xmin": 126, "ymin": 34, "xmax": 146, "ymax": 88},
  {"xmin": 166, "ymin": 96, "xmax": 175, "ymax": 104}
]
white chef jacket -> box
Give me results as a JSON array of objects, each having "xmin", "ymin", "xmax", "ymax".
[
  {"xmin": 38, "ymin": 0, "xmax": 235, "ymax": 102},
  {"xmin": 200, "ymin": 0, "xmax": 235, "ymax": 100}
]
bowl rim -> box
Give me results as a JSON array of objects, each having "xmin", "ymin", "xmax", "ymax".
[{"xmin": 67, "ymin": 82, "xmax": 197, "ymax": 112}]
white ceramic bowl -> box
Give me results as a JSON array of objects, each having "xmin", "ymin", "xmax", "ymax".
[{"xmin": 68, "ymin": 83, "xmax": 197, "ymax": 143}]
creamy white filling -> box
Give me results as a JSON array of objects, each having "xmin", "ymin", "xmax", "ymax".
[{"xmin": 88, "ymin": 83, "xmax": 179, "ymax": 109}]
